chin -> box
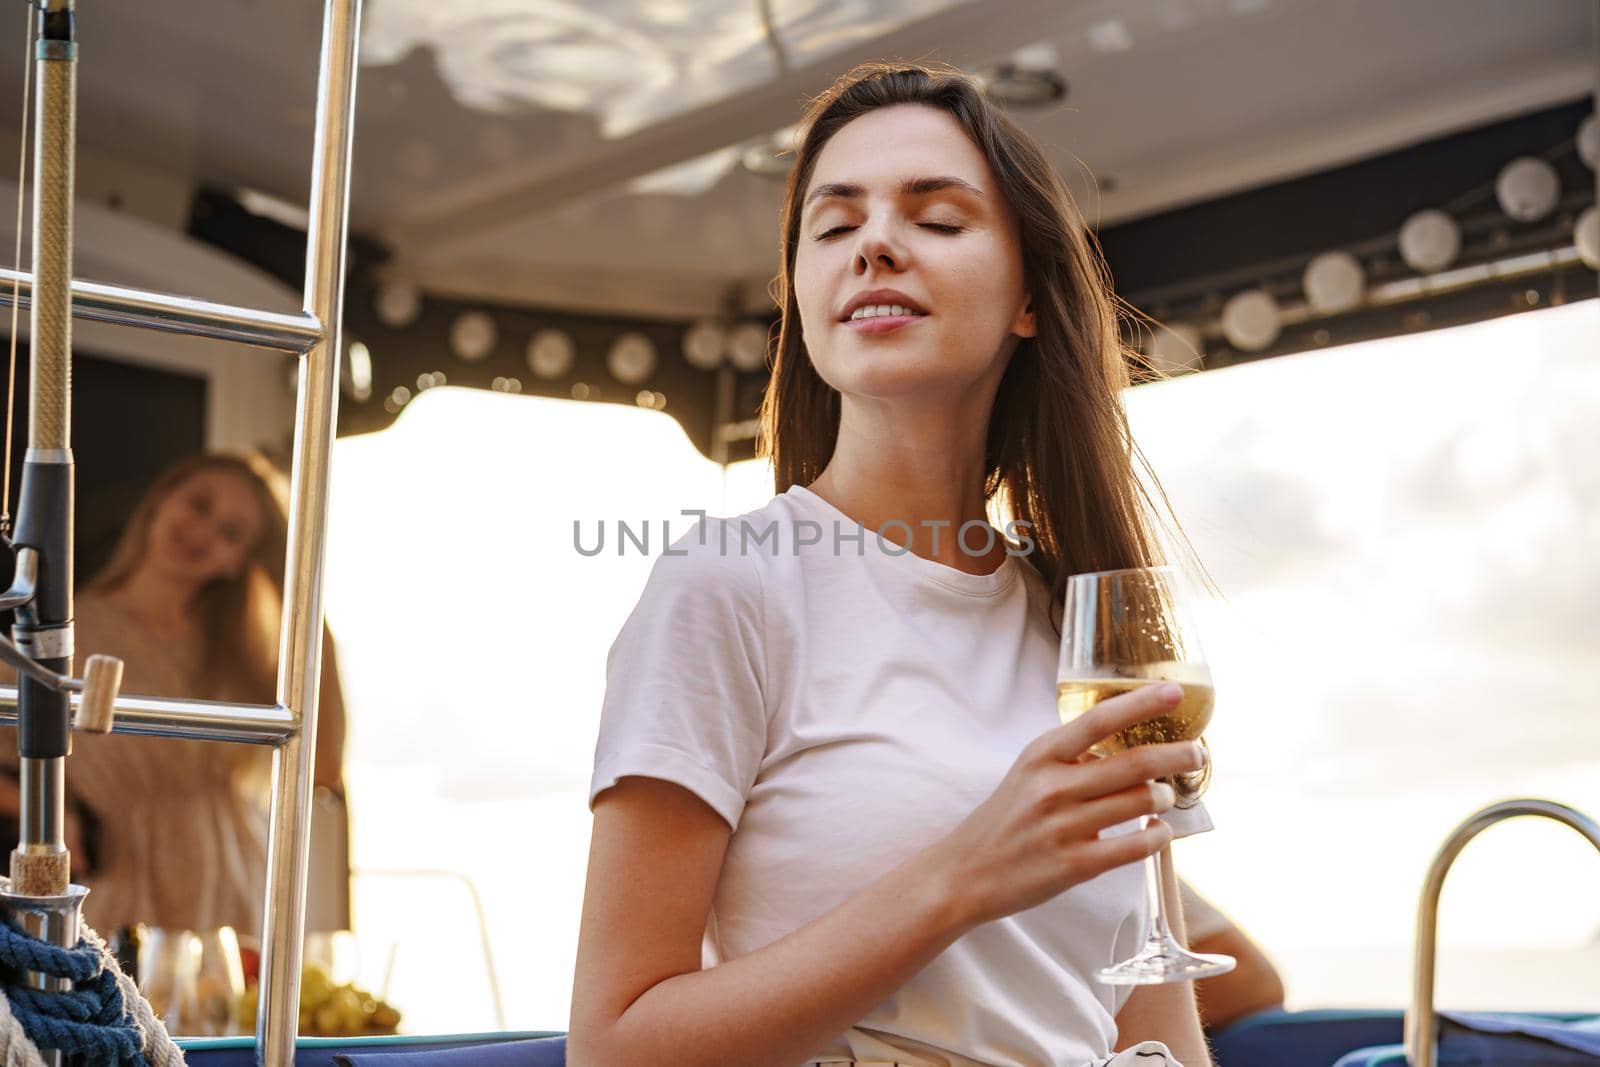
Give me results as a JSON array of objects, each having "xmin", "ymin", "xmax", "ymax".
[
  {"xmin": 821, "ymin": 351, "xmax": 988, "ymax": 402},
  {"xmin": 154, "ymin": 554, "xmax": 209, "ymax": 586}
]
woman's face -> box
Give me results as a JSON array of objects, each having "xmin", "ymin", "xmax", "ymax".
[
  {"xmin": 794, "ymin": 103, "xmax": 1035, "ymax": 404},
  {"xmin": 144, "ymin": 469, "xmax": 266, "ymax": 587}
]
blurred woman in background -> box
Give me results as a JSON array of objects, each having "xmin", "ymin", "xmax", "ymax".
[{"xmin": 0, "ymin": 451, "xmax": 346, "ymax": 937}]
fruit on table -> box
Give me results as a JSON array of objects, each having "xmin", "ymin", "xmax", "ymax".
[
  {"xmin": 239, "ymin": 944, "xmax": 261, "ymax": 987},
  {"xmin": 300, "ymin": 961, "xmax": 335, "ymax": 1009},
  {"xmin": 232, "ymin": 961, "xmax": 402, "ymax": 1036}
]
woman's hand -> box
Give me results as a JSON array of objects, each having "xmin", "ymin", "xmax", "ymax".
[{"xmin": 922, "ymin": 681, "xmax": 1207, "ymax": 928}]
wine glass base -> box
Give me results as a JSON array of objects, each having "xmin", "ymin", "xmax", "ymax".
[{"xmin": 1097, "ymin": 938, "xmax": 1236, "ymax": 986}]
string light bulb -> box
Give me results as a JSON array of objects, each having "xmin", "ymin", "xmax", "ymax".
[
  {"xmin": 1220, "ymin": 289, "xmax": 1281, "ymax": 352},
  {"xmin": 450, "ymin": 312, "xmax": 496, "ymax": 362},
  {"xmin": 1399, "ymin": 210, "xmax": 1462, "ymax": 274}
]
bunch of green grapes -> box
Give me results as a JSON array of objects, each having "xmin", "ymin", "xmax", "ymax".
[{"xmin": 233, "ymin": 961, "xmax": 402, "ymax": 1035}]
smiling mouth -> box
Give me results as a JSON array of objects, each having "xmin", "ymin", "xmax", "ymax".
[
  {"xmin": 169, "ymin": 537, "xmax": 207, "ymax": 562},
  {"xmin": 842, "ymin": 303, "xmax": 929, "ymax": 335},
  {"xmin": 842, "ymin": 300, "xmax": 928, "ymax": 320},
  {"xmin": 845, "ymin": 313, "xmax": 926, "ymax": 335}
]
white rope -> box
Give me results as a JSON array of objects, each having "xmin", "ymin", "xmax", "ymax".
[
  {"xmin": 0, "ymin": 921, "xmax": 188, "ymax": 1067},
  {"xmin": 79, "ymin": 926, "xmax": 187, "ymax": 1067},
  {"xmin": 0, "ymin": 990, "xmax": 45, "ymax": 1067}
]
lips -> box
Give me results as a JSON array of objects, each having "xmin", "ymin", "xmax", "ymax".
[
  {"xmin": 838, "ymin": 288, "xmax": 929, "ymax": 321},
  {"xmin": 168, "ymin": 533, "xmax": 209, "ymax": 563},
  {"xmin": 846, "ymin": 312, "xmax": 925, "ymax": 335}
]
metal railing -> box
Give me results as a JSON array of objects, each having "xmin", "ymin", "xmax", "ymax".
[
  {"xmin": 0, "ymin": 1, "xmax": 362, "ymax": 1062},
  {"xmin": 1405, "ymin": 799, "xmax": 1600, "ymax": 1067},
  {"xmin": 0, "ymin": 267, "xmax": 321, "ymax": 352}
]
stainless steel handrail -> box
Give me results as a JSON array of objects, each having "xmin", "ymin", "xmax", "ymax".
[
  {"xmin": 0, "ymin": 687, "xmax": 294, "ymax": 744},
  {"xmin": 254, "ymin": 0, "xmax": 360, "ymax": 1061},
  {"xmin": 0, "ymin": 1, "xmax": 359, "ymax": 1061},
  {"xmin": 0, "ymin": 266, "xmax": 321, "ymax": 352},
  {"xmin": 1405, "ymin": 798, "xmax": 1600, "ymax": 1067}
]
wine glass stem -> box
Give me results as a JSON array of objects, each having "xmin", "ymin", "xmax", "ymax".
[{"xmin": 1142, "ymin": 815, "xmax": 1175, "ymax": 943}]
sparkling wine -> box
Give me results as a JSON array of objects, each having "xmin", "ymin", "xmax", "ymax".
[{"xmin": 1055, "ymin": 675, "xmax": 1214, "ymax": 756}]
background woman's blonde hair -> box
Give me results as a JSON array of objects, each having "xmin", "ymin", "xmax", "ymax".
[{"xmin": 87, "ymin": 452, "xmax": 288, "ymax": 703}]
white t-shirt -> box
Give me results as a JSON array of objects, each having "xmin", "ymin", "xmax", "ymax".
[{"xmin": 590, "ymin": 484, "xmax": 1212, "ymax": 1067}]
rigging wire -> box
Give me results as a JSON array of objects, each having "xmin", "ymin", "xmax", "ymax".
[{"xmin": 4, "ymin": 2, "xmax": 37, "ymax": 537}]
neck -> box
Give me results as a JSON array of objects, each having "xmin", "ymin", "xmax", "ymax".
[
  {"xmin": 109, "ymin": 561, "xmax": 201, "ymax": 626},
  {"xmin": 810, "ymin": 392, "xmax": 1009, "ymax": 575}
]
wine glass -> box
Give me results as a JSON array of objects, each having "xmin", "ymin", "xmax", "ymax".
[
  {"xmin": 138, "ymin": 926, "xmax": 245, "ymax": 1036},
  {"xmin": 1055, "ymin": 565, "xmax": 1235, "ymax": 985},
  {"xmin": 193, "ymin": 927, "xmax": 246, "ymax": 1036},
  {"xmin": 137, "ymin": 927, "xmax": 200, "ymax": 1034}
]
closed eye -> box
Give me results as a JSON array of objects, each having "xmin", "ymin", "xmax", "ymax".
[{"xmin": 816, "ymin": 222, "xmax": 964, "ymax": 240}]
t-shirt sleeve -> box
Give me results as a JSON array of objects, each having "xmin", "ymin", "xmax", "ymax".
[{"xmin": 589, "ymin": 519, "xmax": 768, "ymax": 831}]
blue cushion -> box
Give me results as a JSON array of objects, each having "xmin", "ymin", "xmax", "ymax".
[
  {"xmin": 1332, "ymin": 1016, "xmax": 1600, "ymax": 1066},
  {"xmin": 1208, "ymin": 1008, "xmax": 1404, "ymax": 1067},
  {"xmin": 1442, "ymin": 1012, "xmax": 1600, "ymax": 1055},
  {"xmin": 174, "ymin": 1033, "xmax": 563, "ymax": 1067},
  {"xmin": 333, "ymin": 1036, "xmax": 566, "ymax": 1067}
]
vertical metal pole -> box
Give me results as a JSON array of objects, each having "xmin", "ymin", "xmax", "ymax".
[
  {"xmin": 254, "ymin": 0, "xmax": 360, "ymax": 1063},
  {"xmin": 12, "ymin": 0, "xmax": 76, "ymax": 896},
  {"xmin": 4, "ymin": 4, "xmax": 80, "ymax": 1064}
]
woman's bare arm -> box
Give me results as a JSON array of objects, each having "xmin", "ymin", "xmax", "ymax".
[
  {"xmin": 571, "ymin": 687, "xmax": 1206, "ymax": 1067},
  {"xmin": 569, "ymin": 775, "xmax": 972, "ymax": 1067},
  {"xmin": 1191, "ymin": 925, "xmax": 1285, "ymax": 1029}
]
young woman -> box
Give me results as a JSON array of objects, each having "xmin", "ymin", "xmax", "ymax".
[
  {"xmin": 1, "ymin": 452, "xmax": 346, "ymax": 936},
  {"xmin": 572, "ymin": 64, "xmax": 1216, "ymax": 1066}
]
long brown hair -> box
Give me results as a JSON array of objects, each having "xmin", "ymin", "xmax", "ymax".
[
  {"xmin": 759, "ymin": 62, "xmax": 1201, "ymax": 628},
  {"xmin": 760, "ymin": 63, "xmax": 1212, "ymax": 802},
  {"xmin": 87, "ymin": 452, "xmax": 288, "ymax": 703}
]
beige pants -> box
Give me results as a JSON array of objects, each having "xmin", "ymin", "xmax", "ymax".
[
  {"xmin": 1094, "ymin": 1042, "xmax": 1182, "ymax": 1066},
  {"xmin": 822, "ymin": 1044, "xmax": 1183, "ymax": 1067}
]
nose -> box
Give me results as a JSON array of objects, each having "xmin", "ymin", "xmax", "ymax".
[{"xmin": 853, "ymin": 219, "xmax": 906, "ymax": 275}]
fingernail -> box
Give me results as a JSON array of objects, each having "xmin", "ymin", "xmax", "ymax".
[
  {"xmin": 1155, "ymin": 783, "xmax": 1175, "ymax": 808},
  {"xmin": 1159, "ymin": 682, "xmax": 1183, "ymax": 702},
  {"xmin": 1188, "ymin": 741, "xmax": 1206, "ymax": 766}
]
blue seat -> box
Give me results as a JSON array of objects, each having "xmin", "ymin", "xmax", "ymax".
[
  {"xmin": 1208, "ymin": 1009, "xmax": 1600, "ymax": 1067},
  {"xmin": 175, "ymin": 1032, "xmax": 564, "ymax": 1067},
  {"xmin": 176, "ymin": 1012, "xmax": 1598, "ymax": 1067},
  {"xmin": 333, "ymin": 1035, "xmax": 566, "ymax": 1066},
  {"xmin": 1207, "ymin": 1008, "xmax": 1404, "ymax": 1067},
  {"xmin": 1332, "ymin": 1013, "xmax": 1600, "ymax": 1066}
]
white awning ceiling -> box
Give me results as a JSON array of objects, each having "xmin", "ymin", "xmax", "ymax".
[{"xmin": 363, "ymin": 0, "xmax": 973, "ymax": 139}]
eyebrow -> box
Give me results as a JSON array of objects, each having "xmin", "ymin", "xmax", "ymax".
[{"xmin": 803, "ymin": 175, "xmax": 986, "ymax": 211}]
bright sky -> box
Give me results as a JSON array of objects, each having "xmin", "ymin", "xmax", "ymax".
[{"xmin": 323, "ymin": 299, "xmax": 1599, "ymax": 1034}]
